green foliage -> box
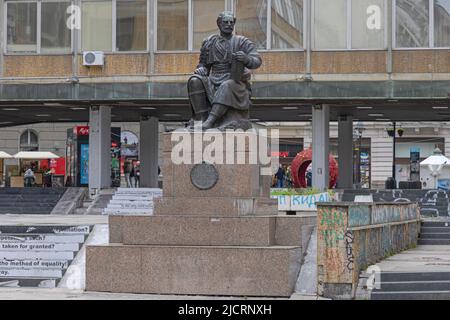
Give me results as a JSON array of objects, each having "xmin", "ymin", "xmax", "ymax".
[{"xmin": 270, "ymin": 188, "xmax": 323, "ymax": 196}]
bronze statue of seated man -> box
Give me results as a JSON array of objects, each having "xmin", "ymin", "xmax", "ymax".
[{"xmin": 187, "ymin": 11, "xmax": 262, "ymax": 131}]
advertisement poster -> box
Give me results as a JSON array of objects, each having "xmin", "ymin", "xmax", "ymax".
[{"xmin": 80, "ymin": 144, "xmax": 89, "ymax": 185}]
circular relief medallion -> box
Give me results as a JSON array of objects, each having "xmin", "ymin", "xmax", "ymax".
[{"xmin": 190, "ymin": 162, "xmax": 219, "ymax": 190}]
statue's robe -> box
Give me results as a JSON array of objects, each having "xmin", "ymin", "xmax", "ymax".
[{"xmin": 190, "ymin": 34, "xmax": 262, "ymax": 111}]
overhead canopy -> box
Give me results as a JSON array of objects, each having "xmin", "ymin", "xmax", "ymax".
[
  {"xmin": 13, "ymin": 151, "xmax": 59, "ymax": 160},
  {"xmin": 0, "ymin": 151, "xmax": 12, "ymax": 159}
]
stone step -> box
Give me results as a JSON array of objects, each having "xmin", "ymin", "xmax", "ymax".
[
  {"xmin": 422, "ymin": 221, "xmax": 450, "ymax": 227},
  {"xmin": 0, "ymin": 259, "xmax": 69, "ymax": 269},
  {"xmin": 374, "ymin": 281, "xmax": 450, "ymax": 292},
  {"xmin": 0, "ymin": 242, "xmax": 79, "ymax": 251},
  {"xmin": 117, "ymin": 188, "xmax": 162, "ymax": 192},
  {"xmin": 0, "ymin": 268, "xmax": 62, "ymax": 278},
  {"xmin": 0, "ymin": 278, "xmax": 58, "ymax": 288},
  {"xmin": 0, "ymin": 225, "xmax": 91, "ymax": 234},
  {"xmin": 0, "ymin": 234, "xmax": 85, "ymax": 243},
  {"xmin": 107, "ymin": 204, "xmax": 153, "ymax": 209},
  {"xmin": 86, "ymin": 244, "xmax": 301, "ymax": 297},
  {"xmin": 112, "ymin": 196, "xmax": 155, "ymax": 201},
  {"xmin": 420, "ymin": 233, "xmax": 450, "ymax": 239},
  {"xmin": 380, "ymin": 272, "xmax": 450, "ymax": 282},
  {"xmin": 421, "ymin": 227, "xmax": 450, "ymax": 233},
  {"xmin": 109, "ymin": 200, "xmax": 153, "ymax": 205},
  {"xmin": 103, "ymin": 208, "xmax": 154, "ymax": 215},
  {"xmin": 418, "ymin": 239, "xmax": 450, "ymax": 245},
  {"xmin": 371, "ymin": 290, "xmax": 450, "ymax": 300},
  {"xmin": 116, "ymin": 215, "xmax": 277, "ymax": 246}
]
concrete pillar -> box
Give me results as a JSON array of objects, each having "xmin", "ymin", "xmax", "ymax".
[
  {"xmin": 139, "ymin": 116, "xmax": 159, "ymax": 188},
  {"xmin": 312, "ymin": 105, "xmax": 330, "ymax": 191},
  {"xmin": 338, "ymin": 115, "xmax": 353, "ymax": 189},
  {"xmin": 89, "ymin": 106, "xmax": 111, "ymax": 192}
]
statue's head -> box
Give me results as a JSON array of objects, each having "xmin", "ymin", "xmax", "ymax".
[{"xmin": 217, "ymin": 11, "xmax": 236, "ymax": 36}]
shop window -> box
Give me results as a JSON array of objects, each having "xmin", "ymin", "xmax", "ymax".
[
  {"xmin": 6, "ymin": 2, "xmax": 37, "ymax": 52},
  {"xmin": 193, "ymin": 0, "xmax": 225, "ymax": 49},
  {"xmin": 434, "ymin": 0, "xmax": 450, "ymax": 47},
  {"xmin": 82, "ymin": 1, "xmax": 113, "ymax": 51},
  {"xmin": 352, "ymin": 0, "xmax": 385, "ymax": 49},
  {"xmin": 395, "ymin": 0, "xmax": 429, "ymax": 48},
  {"xmin": 116, "ymin": 0, "xmax": 147, "ymax": 51},
  {"xmin": 41, "ymin": 2, "xmax": 71, "ymax": 53},
  {"xmin": 271, "ymin": 0, "xmax": 304, "ymax": 49},
  {"xmin": 313, "ymin": 0, "xmax": 347, "ymax": 49},
  {"xmin": 157, "ymin": 0, "xmax": 189, "ymax": 50},
  {"xmin": 235, "ymin": 0, "xmax": 268, "ymax": 49}
]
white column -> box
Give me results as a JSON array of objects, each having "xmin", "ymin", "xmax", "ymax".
[
  {"xmin": 89, "ymin": 106, "xmax": 111, "ymax": 193},
  {"xmin": 139, "ymin": 116, "xmax": 159, "ymax": 188},
  {"xmin": 338, "ymin": 115, "xmax": 353, "ymax": 189},
  {"xmin": 312, "ymin": 104, "xmax": 330, "ymax": 191}
]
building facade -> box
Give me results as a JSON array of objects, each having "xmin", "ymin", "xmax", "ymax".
[{"xmin": 0, "ymin": 0, "xmax": 450, "ymax": 190}]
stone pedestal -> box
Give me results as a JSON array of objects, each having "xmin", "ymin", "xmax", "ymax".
[{"xmin": 86, "ymin": 131, "xmax": 314, "ymax": 297}]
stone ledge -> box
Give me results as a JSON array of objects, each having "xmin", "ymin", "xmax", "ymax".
[{"xmin": 86, "ymin": 245, "xmax": 302, "ymax": 297}]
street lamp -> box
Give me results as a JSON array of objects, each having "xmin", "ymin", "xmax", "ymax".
[
  {"xmin": 353, "ymin": 122, "xmax": 365, "ymax": 188},
  {"xmin": 386, "ymin": 122, "xmax": 404, "ymax": 189},
  {"xmin": 420, "ymin": 147, "xmax": 450, "ymax": 189}
]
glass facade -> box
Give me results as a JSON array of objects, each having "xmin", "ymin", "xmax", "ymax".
[
  {"xmin": 352, "ymin": 0, "xmax": 385, "ymax": 49},
  {"xmin": 313, "ymin": 0, "xmax": 347, "ymax": 49},
  {"xmin": 4, "ymin": 0, "xmax": 450, "ymax": 53},
  {"xmin": 41, "ymin": 2, "xmax": 71, "ymax": 53},
  {"xmin": 434, "ymin": 0, "xmax": 450, "ymax": 47},
  {"xmin": 271, "ymin": 0, "xmax": 303, "ymax": 49},
  {"xmin": 193, "ymin": 0, "xmax": 225, "ymax": 49},
  {"xmin": 82, "ymin": 1, "xmax": 112, "ymax": 51},
  {"xmin": 157, "ymin": 0, "xmax": 189, "ymax": 50},
  {"xmin": 235, "ymin": 0, "xmax": 268, "ymax": 49},
  {"xmin": 396, "ymin": 0, "xmax": 429, "ymax": 48},
  {"xmin": 116, "ymin": 0, "xmax": 147, "ymax": 51},
  {"xmin": 7, "ymin": 2, "xmax": 37, "ymax": 52}
]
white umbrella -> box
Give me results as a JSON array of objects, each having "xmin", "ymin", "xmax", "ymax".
[
  {"xmin": 420, "ymin": 148, "xmax": 450, "ymax": 188},
  {"xmin": 13, "ymin": 151, "xmax": 59, "ymax": 160},
  {"xmin": 0, "ymin": 152, "xmax": 12, "ymax": 159}
]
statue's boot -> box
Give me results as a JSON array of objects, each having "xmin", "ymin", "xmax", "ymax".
[{"xmin": 202, "ymin": 104, "xmax": 228, "ymax": 130}]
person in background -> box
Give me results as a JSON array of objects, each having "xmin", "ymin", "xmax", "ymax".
[
  {"xmin": 43, "ymin": 168, "xmax": 52, "ymax": 187},
  {"xmin": 285, "ymin": 165, "xmax": 292, "ymax": 188},
  {"xmin": 123, "ymin": 160, "xmax": 132, "ymax": 188},
  {"xmin": 134, "ymin": 162, "xmax": 140, "ymax": 188},
  {"xmin": 275, "ymin": 164, "xmax": 285, "ymax": 188},
  {"xmin": 24, "ymin": 167, "xmax": 35, "ymax": 187}
]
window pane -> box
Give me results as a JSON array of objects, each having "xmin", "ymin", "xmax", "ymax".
[
  {"xmin": 235, "ymin": 0, "xmax": 268, "ymax": 49},
  {"xmin": 271, "ymin": 0, "xmax": 303, "ymax": 49},
  {"xmin": 117, "ymin": 0, "xmax": 147, "ymax": 51},
  {"xmin": 157, "ymin": 0, "xmax": 188, "ymax": 50},
  {"xmin": 193, "ymin": 0, "xmax": 225, "ymax": 50},
  {"xmin": 352, "ymin": 0, "xmax": 385, "ymax": 49},
  {"xmin": 434, "ymin": 0, "xmax": 450, "ymax": 47},
  {"xmin": 41, "ymin": 2, "xmax": 71, "ymax": 53},
  {"xmin": 82, "ymin": 1, "xmax": 112, "ymax": 51},
  {"xmin": 7, "ymin": 2, "xmax": 37, "ymax": 52},
  {"xmin": 396, "ymin": 0, "xmax": 429, "ymax": 48},
  {"xmin": 313, "ymin": 0, "xmax": 347, "ymax": 49}
]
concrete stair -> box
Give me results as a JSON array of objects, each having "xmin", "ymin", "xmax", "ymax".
[
  {"xmin": 0, "ymin": 188, "xmax": 66, "ymax": 215},
  {"xmin": 102, "ymin": 188, "xmax": 162, "ymax": 215},
  {"xmin": 418, "ymin": 221, "xmax": 450, "ymax": 245},
  {"xmin": 371, "ymin": 272, "xmax": 450, "ymax": 300},
  {"xmin": 0, "ymin": 225, "xmax": 92, "ymax": 288}
]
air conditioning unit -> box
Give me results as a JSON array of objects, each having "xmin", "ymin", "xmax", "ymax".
[{"xmin": 82, "ymin": 51, "xmax": 104, "ymax": 66}]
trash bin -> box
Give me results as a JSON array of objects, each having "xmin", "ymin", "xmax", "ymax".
[{"xmin": 385, "ymin": 177, "xmax": 396, "ymax": 189}]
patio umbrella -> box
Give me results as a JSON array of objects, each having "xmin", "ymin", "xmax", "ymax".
[
  {"xmin": 13, "ymin": 151, "xmax": 59, "ymax": 160},
  {"xmin": 0, "ymin": 152, "xmax": 12, "ymax": 159},
  {"xmin": 420, "ymin": 147, "xmax": 450, "ymax": 188}
]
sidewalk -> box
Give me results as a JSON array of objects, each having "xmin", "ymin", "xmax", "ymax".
[{"xmin": 0, "ymin": 287, "xmax": 324, "ymax": 300}]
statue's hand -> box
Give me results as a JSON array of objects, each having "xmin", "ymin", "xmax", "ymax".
[
  {"xmin": 232, "ymin": 51, "xmax": 250, "ymax": 65},
  {"xmin": 194, "ymin": 67, "xmax": 209, "ymax": 76}
]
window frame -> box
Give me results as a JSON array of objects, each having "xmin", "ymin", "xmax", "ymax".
[
  {"xmin": 154, "ymin": 0, "xmax": 228, "ymax": 53},
  {"xmin": 311, "ymin": 0, "xmax": 388, "ymax": 51},
  {"xmin": 19, "ymin": 129, "xmax": 39, "ymax": 151},
  {"xmin": 232, "ymin": 0, "xmax": 306, "ymax": 52},
  {"xmin": 393, "ymin": 0, "xmax": 450, "ymax": 50},
  {"xmin": 4, "ymin": 0, "xmax": 73, "ymax": 55},
  {"xmin": 79, "ymin": 0, "xmax": 149, "ymax": 53}
]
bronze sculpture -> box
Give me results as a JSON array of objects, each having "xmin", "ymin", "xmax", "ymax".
[{"xmin": 187, "ymin": 11, "xmax": 262, "ymax": 130}]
